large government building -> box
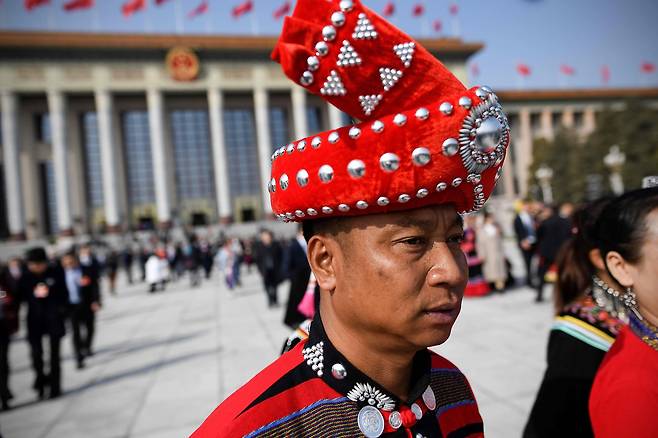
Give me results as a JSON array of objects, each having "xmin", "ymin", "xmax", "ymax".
[{"xmin": 1, "ymin": 31, "xmax": 657, "ymax": 241}]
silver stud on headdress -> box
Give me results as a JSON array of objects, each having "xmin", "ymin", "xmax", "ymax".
[
  {"xmin": 318, "ymin": 164, "xmax": 335, "ymax": 183},
  {"xmin": 337, "ymin": 40, "xmax": 362, "ymax": 67},
  {"xmin": 379, "ymin": 153, "xmax": 400, "ymax": 172},
  {"xmin": 439, "ymin": 101, "xmax": 453, "ymax": 115},
  {"xmin": 321, "ymin": 70, "xmax": 347, "ymax": 96},
  {"xmin": 311, "ymin": 136, "xmax": 322, "ymax": 149},
  {"xmin": 280, "ymin": 174, "xmax": 289, "ymax": 190},
  {"xmin": 393, "ymin": 42, "xmax": 415, "ymax": 67},
  {"xmin": 356, "ymin": 200, "xmax": 369, "ymax": 209},
  {"xmin": 412, "ymin": 147, "xmax": 431, "ymax": 166},
  {"xmin": 379, "ymin": 67, "xmax": 403, "ymax": 91},
  {"xmin": 348, "ymin": 159, "xmax": 366, "ymax": 179},
  {"xmin": 359, "ymin": 94, "xmax": 382, "ymax": 116},
  {"xmin": 415, "ymin": 107, "xmax": 430, "ymax": 120},
  {"xmin": 322, "ymin": 25, "xmax": 337, "ymax": 42},
  {"xmin": 296, "ymin": 169, "xmax": 309, "ymax": 187},
  {"xmin": 442, "ymin": 138, "xmax": 459, "ymax": 157},
  {"xmin": 300, "ymin": 71, "xmax": 314, "ymax": 86},
  {"xmin": 393, "ymin": 114, "xmax": 407, "ymax": 126},
  {"xmin": 328, "ymin": 131, "xmax": 340, "ymax": 144},
  {"xmin": 398, "ymin": 194, "xmax": 411, "ymax": 203},
  {"xmin": 349, "ymin": 126, "xmax": 362, "ymax": 139},
  {"xmin": 371, "ymin": 120, "xmax": 385, "ymax": 133},
  {"xmin": 353, "ymin": 13, "xmax": 378, "ymax": 39},
  {"xmin": 331, "ymin": 11, "xmax": 346, "ymax": 27},
  {"xmin": 377, "ymin": 196, "xmax": 390, "ymax": 206},
  {"xmin": 315, "ymin": 41, "xmax": 329, "ymax": 57}
]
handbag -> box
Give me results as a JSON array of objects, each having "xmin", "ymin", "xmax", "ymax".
[{"xmin": 297, "ymin": 273, "xmax": 317, "ymax": 319}]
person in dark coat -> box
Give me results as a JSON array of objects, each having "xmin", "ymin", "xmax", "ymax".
[
  {"xmin": 18, "ymin": 248, "xmax": 69, "ymax": 399},
  {"xmin": 254, "ymin": 229, "xmax": 283, "ymax": 308},
  {"xmin": 0, "ymin": 258, "xmax": 21, "ymax": 410},
  {"xmin": 120, "ymin": 246, "xmax": 134, "ymax": 285},
  {"xmin": 535, "ymin": 203, "xmax": 574, "ymax": 302},
  {"xmin": 61, "ymin": 252, "xmax": 101, "ymax": 369},
  {"xmin": 282, "ymin": 225, "xmax": 312, "ymax": 328},
  {"xmin": 514, "ymin": 201, "xmax": 537, "ymax": 287}
]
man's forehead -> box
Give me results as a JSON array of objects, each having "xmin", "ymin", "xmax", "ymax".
[{"xmin": 349, "ymin": 205, "xmax": 463, "ymax": 232}]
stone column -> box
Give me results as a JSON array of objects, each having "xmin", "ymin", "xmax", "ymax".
[
  {"xmin": 561, "ymin": 107, "xmax": 575, "ymax": 129},
  {"xmin": 253, "ymin": 86, "xmax": 273, "ymax": 217},
  {"xmin": 147, "ymin": 88, "xmax": 173, "ymax": 228},
  {"xmin": 582, "ymin": 107, "xmax": 596, "ymax": 136},
  {"xmin": 291, "ymin": 86, "xmax": 308, "ymax": 139},
  {"xmin": 540, "ymin": 109, "xmax": 554, "ymax": 141},
  {"xmin": 207, "ymin": 88, "xmax": 233, "ymax": 223},
  {"xmin": 327, "ymin": 103, "xmax": 343, "ymax": 129},
  {"xmin": 0, "ymin": 91, "xmax": 26, "ymax": 240},
  {"xmin": 47, "ymin": 90, "xmax": 74, "ymax": 235},
  {"xmin": 516, "ymin": 108, "xmax": 533, "ymax": 198},
  {"xmin": 95, "ymin": 89, "xmax": 121, "ymax": 232}
]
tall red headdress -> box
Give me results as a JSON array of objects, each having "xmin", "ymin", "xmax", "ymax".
[{"xmin": 269, "ymin": 0, "xmax": 510, "ymax": 221}]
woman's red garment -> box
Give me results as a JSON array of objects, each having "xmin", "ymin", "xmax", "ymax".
[{"xmin": 589, "ymin": 326, "xmax": 658, "ymax": 437}]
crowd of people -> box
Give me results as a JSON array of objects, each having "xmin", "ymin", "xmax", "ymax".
[{"xmin": 0, "ymin": 228, "xmax": 318, "ymax": 411}]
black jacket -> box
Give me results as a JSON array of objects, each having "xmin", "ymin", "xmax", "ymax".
[{"xmin": 18, "ymin": 265, "xmax": 69, "ymax": 339}]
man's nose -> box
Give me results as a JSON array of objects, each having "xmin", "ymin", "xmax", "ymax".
[{"xmin": 426, "ymin": 243, "xmax": 467, "ymax": 289}]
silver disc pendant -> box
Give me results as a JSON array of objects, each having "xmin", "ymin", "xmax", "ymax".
[
  {"xmin": 357, "ymin": 405, "xmax": 385, "ymax": 438},
  {"xmin": 422, "ymin": 386, "xmax": 436, "ymax": 410}
]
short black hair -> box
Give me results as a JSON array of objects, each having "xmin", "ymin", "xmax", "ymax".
[
  {"xmin": 596, "ymin": 187, "xmax": 658, "ymax": 265},
  {"xmin": 302, "ymin": 218, "xmax": 347, "ymax": 243}
]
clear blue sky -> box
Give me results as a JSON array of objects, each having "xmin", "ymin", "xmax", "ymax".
[{"xmin": 2, "ymin": 0, "xmax": 657, "ymax": 90}]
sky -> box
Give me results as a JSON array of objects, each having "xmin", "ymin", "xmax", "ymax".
[{"xmin": 1, "ymin": 0, "xmax": 657, "ymax": 90}]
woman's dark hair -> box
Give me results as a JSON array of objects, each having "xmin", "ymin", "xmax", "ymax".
[
  {"xmin": 596, "ymin": 187, "xmax": 658, "ymax": 266},
  {"xmin": 553, "ymin": 198, "xmax": 612, "ymax": 313}
]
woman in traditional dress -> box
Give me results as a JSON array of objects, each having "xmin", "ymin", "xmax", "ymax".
[
  {"xmin": 589, "ymin": 187, "xmax": 658, "ymax": 437},
  {"xmin": 524, "ymin": 198, "xmax": 626, "ymax": 437}
]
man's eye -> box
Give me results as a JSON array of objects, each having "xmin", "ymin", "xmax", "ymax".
[
  {"xmin": 447, "ymin": 233, "xmax": 465, "ymax": 244},
  {"xmin": 402, "ymin": 237, "xmax": 426, "ymax": 246}
]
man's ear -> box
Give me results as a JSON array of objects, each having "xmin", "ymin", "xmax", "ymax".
[
  {"xmin": 605, "ymin": 251, "xmax": 634, "ymax": 288},
  {"xmin": 307, "ymin": 235, "xmax": 338, "ymax": 293}
]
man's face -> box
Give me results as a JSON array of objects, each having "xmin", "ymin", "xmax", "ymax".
[
  {"xmin": 61, "ymin": 255, "xmax": 77, "ymax": 270},
  {"xmin": 327, "ymin": 204, "xmax": 467, "ymax": 351},
  {"xmin": 27, "ymin": 261, "xmax": 48, "ymax": 275}
]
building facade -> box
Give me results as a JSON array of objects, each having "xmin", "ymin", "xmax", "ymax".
[{"xmin": 0, "ymin": 31, "xmax": 657, "ymax": 241}]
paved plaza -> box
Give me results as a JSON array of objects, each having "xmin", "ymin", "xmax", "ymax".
[{"xmin": 0, "ymin": 269, "xmax": 553, "ymax": 438}]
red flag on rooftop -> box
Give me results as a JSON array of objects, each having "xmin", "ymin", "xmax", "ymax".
[
  {"xmin": 382, "ymin": 1, "xmax": 395, "ymax": 17},
  {"xmin": 641, "ymin": 61, "xmax": 656, "ymax": 74},
  {"xmin": 232, "ymin": 0, "xmax": 253, "ymax": 19},
  {"xmin": 187, "ymin": 0, "xmax": 208, "ymax": 19},
  {"xmin": 24, "ymin": 0, "xmax": 50, "ymax": 11},
  {"xmin": 517, "ymin": 63, "xmax": 531, "ymax": 77},
  {"xmin": 412, "ymin": 3, "xmax": 424, "ymax": 17},
  {"xmin": 449, "ymin": 3, "xmax": 459, "ymax": 15},
  {"xmin": 432, "ymin": 19, "xmax": 442, "ymax": 33},
  {"xmin": 273, "ymin": 1, "xmax": 290, "ymax": 20},
  {"xmin": 560, "ymin": 64, "xmax": 575, "ymax": 76},
  {"xmin": 155, "ymin": 0, "xmax": 170, "ymax": 5},
  {"xmin": 63, "ymin": 0, "xmax": 93, "ymax": 11},
  {"xmin": 122, "ymin": 0, "xmax": 145, "ymax": 17},
  {"xmin": 601, "ymin": 65, "xmax": 610, "ymax": 85}
]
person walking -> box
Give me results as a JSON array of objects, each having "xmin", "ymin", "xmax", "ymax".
[
  {"xmin": 18, "ymin": 248, "xmax": 68, "ymax": 399},
  {"xmin": 535, "ymin": 203, "xmax": 574, "ymax": 302},
  {"xmin": 0, "ymin": 259, "xmax": 21, "ymax": 410},
  {"xmin": 282, "ymin": 225, "xmax": 312, "ymax": 328},
  {"xmin": 477, "ymin": 212, "xmax": 508, "ymax": 292},
  {"xmin": 254, "ymin": 229, "xmax": 282, "ymax": 308},
  {"xmin": 61, "ymin": 252, "xmax": 101, "ymax": 369},
  {"xmin": 514, "ymin": 201, "xmax": 537, "ymax": 286}
]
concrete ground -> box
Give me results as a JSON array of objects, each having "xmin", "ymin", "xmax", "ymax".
[{"xmin": 0, "ymin": 268, "xmax": 553, "ymax": 438}]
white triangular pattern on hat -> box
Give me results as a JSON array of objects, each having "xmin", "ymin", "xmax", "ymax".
[
  {"xmin": 359, "ymin": 94, "xmax": 382, "ymax": 116},
  {"xmin": 337, "ymin": 40, "xmax": 362, "ymax": 67},
  {"xmin": 352, "ymin": 13, "xmax": 378, "ymax": 40},
  {"xmin": 393, "ymin": 42, "xmax": 416, "ymax": 68},
  {"xmin": 320, "ymin": 70, "xmax": 347, "ymax": 96},
  {"xmin": 379, "ymin": 67, "xmax": 403, "ymax": 91}
]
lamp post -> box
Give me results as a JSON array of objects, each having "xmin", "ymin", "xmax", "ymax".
[
  {"xmin": 535, "ymin": 164, "xmax": 554, "ymax": 204},
  {"xmin": 604, "ymin": 145, "xmax": 626, "ymax": 195}
]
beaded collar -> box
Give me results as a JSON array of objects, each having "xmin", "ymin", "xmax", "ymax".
[
  {"xmin": 629, "ymin": 312, "xmax": 658, "ymax": 352},
  {"xmin": 303, "ymin": 315, "xmax": 437, "ymax": 437}
]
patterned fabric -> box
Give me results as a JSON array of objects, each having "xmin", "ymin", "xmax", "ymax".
[
  {"xmin": 193, "ymin": 315, "xmax": 483, "ymax": 437},
  {"xmin": 552, "ymin": 293, "xmax": 625, "ymax": 352}
]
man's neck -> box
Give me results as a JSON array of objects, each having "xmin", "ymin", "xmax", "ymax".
[{"xmin": 320, "ymin": 306, "xmax": 417, "ymax": 401}]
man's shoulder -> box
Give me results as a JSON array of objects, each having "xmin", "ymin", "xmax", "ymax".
[{"xmin": 191, "ymin": 342, "xmax": 343, "ymax": 438}]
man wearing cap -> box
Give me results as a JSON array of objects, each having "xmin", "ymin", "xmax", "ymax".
[
  {"xmin": 18, "ymin": 248, "xmax": 68, "ymax": 399},
  {"xmin": 193, "ymin": 0, "xmax": 509, "ymax": 436}
]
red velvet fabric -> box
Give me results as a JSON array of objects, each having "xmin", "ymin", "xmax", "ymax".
[{"xmin": 269, "ymin": 0, "xmax": 509, "ymax": 221}]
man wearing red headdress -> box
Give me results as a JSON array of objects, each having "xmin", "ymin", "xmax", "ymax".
[{"xmin": 193, "ymin": 0, "xmax": 510, "ymax": 436}]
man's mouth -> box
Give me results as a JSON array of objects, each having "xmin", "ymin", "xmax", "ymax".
[{"xmin": 423, "ymin": 305, "xmax": 460, "ymax": 324}]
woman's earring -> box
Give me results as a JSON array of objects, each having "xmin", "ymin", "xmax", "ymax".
[{"xmin": 621, "ymin": 287, "xmax": 643, "ymax": 320}]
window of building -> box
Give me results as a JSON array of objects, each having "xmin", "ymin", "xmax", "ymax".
[
  {"xmin": 35, "ymin": 113, "xmax": 52, "ymax": 143},
  {"xmin": 81, "ymin": 112, "xmax": 104, "ymax": 209},
  {"xmin": 573, "ymin": 111, "xmax": 584, "ymax": 130},
  {"xmin": 170, "ymin": 110, "xmax": 216, "ymax": 202},
  {"xmin": 530, "ymin": 112, "xmax": 541, "ymax": 136},
  {"xmin": 306, "ymin": 106, "xmax": 323, "ymax": 134},
  {"xmin": 269, "ymin": 106, "xmax": 290, "ymax": 151},
  {"xmin": 122, "ymin": 111, "xmax": 155, "ymax": 207},
  {"xmin": 38, "ymin": 161, "xmax": 58, "ymax": 236},
  {"xmin": 223, "ymin": 108, "xmax": 260, "ymax": 199},
  {"xmin": 551, "ymin": 112, "xmax": 562, "ymax": 131}
]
